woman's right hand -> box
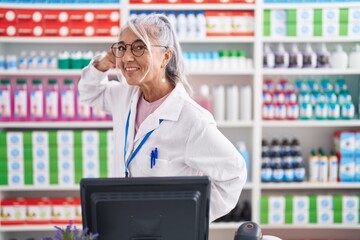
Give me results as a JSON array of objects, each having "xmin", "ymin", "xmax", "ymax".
[{"xmin": 93, "ymin": 48, "xmax": 117, "ymax": 72}]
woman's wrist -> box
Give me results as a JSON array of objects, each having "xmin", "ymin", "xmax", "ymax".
[{"xmin": 92, "ymin": 59, "xmax": 111, "ymax": 72}]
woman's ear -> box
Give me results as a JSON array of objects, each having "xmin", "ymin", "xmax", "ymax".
[{"xmin": 163, "ymin": 49, "xmax": 173, "ymax": 66}]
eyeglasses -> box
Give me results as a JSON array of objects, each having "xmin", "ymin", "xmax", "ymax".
[{"xmin": 111, "ymin": 39, "xmax": 168, "ymax": 58}]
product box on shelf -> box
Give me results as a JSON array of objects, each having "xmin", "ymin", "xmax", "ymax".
[
  {"xmin": 0, "ymin": 198, "xmax": 27, "ymax": 225},
  {"xmin": 25, "ymin": 198, "xmax": 52, "ymax": 225},
  {"xmin": 334, "ymin": 131, "xmax": 356, "ymax": 182}
]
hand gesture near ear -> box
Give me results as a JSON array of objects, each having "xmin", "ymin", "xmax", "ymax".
[{"xmin": 93, "ymin": 48, "xmax": 116, "ymax": 72}]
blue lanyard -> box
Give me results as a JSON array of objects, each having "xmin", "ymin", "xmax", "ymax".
[{"xmin": 123, "ymin": 109, "xmax": 163, "ymax": 177}]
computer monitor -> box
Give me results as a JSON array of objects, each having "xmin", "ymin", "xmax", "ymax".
[{"xmin": 80, "ymin": 176, "xmax": 211, "ymax": 240}]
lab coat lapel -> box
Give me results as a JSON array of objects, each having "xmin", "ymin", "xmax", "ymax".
[
  {"xmin": 133, "ymin": 83, "xmax": 186, "ymax": 143},
  {"xmin": 125, "ymin": 90, "xmax": 141, "ymax": 160}
]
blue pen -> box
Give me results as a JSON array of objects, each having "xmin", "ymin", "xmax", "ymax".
[{"xmin": 150, "ymin": 151, "xmax": 154, "ymax": 168}]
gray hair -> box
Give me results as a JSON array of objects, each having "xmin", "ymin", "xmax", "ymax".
[{"xmin": 119, "ymin": 13, "xmax": 193, "ymax": 95}]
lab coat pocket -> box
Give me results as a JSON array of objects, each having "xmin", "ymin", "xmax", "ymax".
[{"xmin": 139, "ymin": 157, "xmax": 171, "ymax": 177}]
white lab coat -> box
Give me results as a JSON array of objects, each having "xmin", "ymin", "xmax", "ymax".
[{"xmin": 78, "ymin": 58, "xmax": 247, "ymax": 222}]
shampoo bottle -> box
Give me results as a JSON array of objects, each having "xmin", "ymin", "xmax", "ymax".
[
  {"xmin": 330, "ymin": 44, "xmax": 348, "ymax": 69},
  {"xmin": 263, "ymin": 43, "xmax": 275, "ymax": 68},
  {"xmin": 274, "ymin": 43, "xmax": 289, "ymax": 68},
  {"xmin": 289, "ymin": 43, "xmax": 303, "ymax": 68},
  {"xmin": 303, "ymin": 43, "xmax": 317, "ymax": 68},
  {"xmin": 317, "ymin": 43, "xmax": 331, "ymax": 68},
  {"xmin": 349, "ymin": 44, "xmax": 360, "ymax": 69}
]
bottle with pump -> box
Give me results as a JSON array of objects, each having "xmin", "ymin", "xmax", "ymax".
[
  {"xmin": 263, "ymin": 44, "xmax": 275, "ymax": 68},
  {"xmin": 330, "ymin": 44, "xmax": 348, "ymax": 69},
  {"xmin": 317, "ymin": 43, "xmax": 330, "ymax": 68},
  {"xmin": 237, "ymin": 141, "xmax": 250, "ymax": 182},
  {"xmin": 29, "ymin": 79, "xmax": 44, "ymax": 121},
  {"xmin": 0, "ymin": 79, "xmax": 12, "ymax": 121},
  {"xmin": 349, "ymin": 44, "xmax": 360, "ymax": 69},
  {"xmin": 303, "ymin": 43, "xmax": 317, "ymax": 68},
  {"xmin": 274, "ymin": 43, "xmax": 289, "ymax": 68},
  {"xmin": 289, "ymin": 43, "xmax": 303, "ymax": 68},
  {"xmin": 45, "ymin": 79, "xmax": 59, "ymax": 121},
  {"xmin": 196, "ymin": 10, "xmax": 207, "ymax": 38},
  {"xmin": 61, "ymin": 79, "xmax": 75, "ymax": 120},
  {"xmin": 196, "ymin": 84, "xmax": 212, "ymax": 113},
  {"xmin": 14, "ymin": 79, "xmax": 28, "ymax": 121}
]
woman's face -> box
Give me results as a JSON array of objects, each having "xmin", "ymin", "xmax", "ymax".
[{"xmin": 118, "ymin": 27, "xmax": 166, "ymax": 86}]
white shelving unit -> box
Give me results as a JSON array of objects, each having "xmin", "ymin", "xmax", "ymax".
[{"xmin": 1, "ymin": 1, "xmax": 360, "ymax": 240}]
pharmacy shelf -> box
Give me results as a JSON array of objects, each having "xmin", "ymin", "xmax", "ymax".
[
  {"xmin": 261, "ymin": 224, "xmax": 360, "ymax": 230},
  {"xmin": 261, "ymin": 182, "xmax": 360, "ymax": 190},
  {"xmin": 0, "ymin": 186, "xmax": 79, "ymax": 191},
  {"xmin": 129, "ymin": 3, "xmax": 256, "ymax": 10},
  {"xmin": 0, "ymin": 225, "xmax": 80, "ymax": 232},
  {"xmin": 0, "ymin": 3, "xmax": 120, "ymax": 9},
  {"xmin": 180, "ymin": 36, "xmax": 255, "ymax": 43},
  {"xmin": 262, "ymin": 2, "xmax": 360, "ymax": 9},
  {"xmin": 0, "ymin": 37, "xmax": 116, "ymax": 44},
  {"xmin": 263, "ymin": 68, "xmax": 360, "ymax": 76},
  {"xmin": 263, "ymin": 36, "xmax": 360, "ymax": 43},
  {"xmin": 0, "ymin": 121, "xmax": 113, "ymax": 129},
  {"xmin": 261, "ymin": 120, "xmax": 360, "ymax": 128},
  {"xmin": 0, "ymin": 120, "xmax": 255, "ymax": 129}
]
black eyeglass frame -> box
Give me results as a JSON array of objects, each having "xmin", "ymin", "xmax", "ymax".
[{"xmin": 111, "ymin": 40, "xmax": 169, "ymax": 58}]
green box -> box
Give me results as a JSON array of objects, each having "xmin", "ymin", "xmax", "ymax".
[
  {"xmin": 314, "ymin": 9, "xmax": 322, "ymax": 23},
  {"xmin": 287, "ymin": 9, "xmax": 297, "ymax": 23},
  {"xmin": 340, "ymin": 23, "xmax": 348, "ymax": 36},
  {"xmin": 264, "ymin": 10, "xmax": 271, "ymax": 24},
  {"xmin": 287, "ymin": 23, "xmax": 297, "ymax": 36},
  {"xmin": 309, "ymin": 210, "xmax": 317, "ymax": 224},
  {"xmin": 263, "ymin": 24, "xmax": 270, "ymax": 37},
  {"xmin": 260, "ymin": 211, "xmax": 269, "ymax": 224},
  {"xmin": 340, "ymin": 8, "xmax": 348, "ymax": 23},
  {"xmin": 314, "ymin": 23, "xmax": 322, "ymax": 36},
  {"xmin": 333, "ymin": 195, "xmax": 342, "ymax": 212},
  {"xmin": 333, "ymin": 211, "xmax": 342, "ymax": 224},
  {"xmin": 285, "ymin": 211, "xmax": 293, "ymax": 224}
]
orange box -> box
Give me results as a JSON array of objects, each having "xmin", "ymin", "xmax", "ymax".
[
  {"xmin": 231, "ymin": 11, "xmax": 254, "ymax": 36},
  {"xmin": 0, "ymin": 198, "xmax": 27, "ymax": 225},
  {"xmin": 205, "ymin": 11, "xmax": 232, "ymax": 37},
  {"xmin": 25, "ymin": 198, "xmax": 52, "ymax": 225}
]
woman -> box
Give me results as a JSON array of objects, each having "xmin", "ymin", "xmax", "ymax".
[{"xmin": 78, "ymin": 13, "xmax": 247, "ymax": 222}]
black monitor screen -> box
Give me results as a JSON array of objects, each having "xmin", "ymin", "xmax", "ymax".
[{"xmin": 80, "ymin": 176, "xmax": 211, "ymax": 240}]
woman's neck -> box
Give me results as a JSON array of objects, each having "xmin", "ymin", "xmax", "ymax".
[{"xmin": 140, "ymin": 81, "xmax": 174, "ymax": 102}]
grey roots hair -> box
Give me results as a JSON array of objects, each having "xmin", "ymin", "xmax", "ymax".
[{"xmin": 119, "ymin": 13, "xmax": 193, "ymax": 95}]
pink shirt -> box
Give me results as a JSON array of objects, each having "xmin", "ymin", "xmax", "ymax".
[{"xmin": 135, "ymin": 93, "xmax": 169, "ymax": 134}]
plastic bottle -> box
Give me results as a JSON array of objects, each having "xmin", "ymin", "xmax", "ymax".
[
  {"xmin": 309, "ymin": 150, "xmax": 319, "ymax": 182},
  {"xmin": 274, "ymin": 43, "xmax": 289, "ymax": 68},
  {"xmin": 167, "ymin": 11, "xmax": 177, "ymax": 30},
  {"xmin": 349, "ymin": 44, "xmax": 360, "ymax": 69},
  {"xmin": 29, "ymin": 79, "xmax": 44, "ymax": 121},
  {"xmin": 289, "ymin": 43, "xmax": 303, "ymax": 68},
  {"xmin": 237, "ymin": 50, "xmax": 246, "ymax": 70},
  {"xmin": 261, "ymin": 151, "xmax": 272, "ymax": 182},
  {"xmin": 328, "ymin": 150, "xmax": 338, "ymax": 182},
  {"xmin": 282, "ymin": 152, "xmax": 294, "ymax": 182},
  {"xmin": 329, "ymin": 44, "xmax": 348, "ymax": 69},
  {"xmin": 316, "ymin": 43, "xmax": 331, "ymax": 68},
  {"xmin": 82, "ymin": 50, "xmax": 94, "ymax": 68},
  {"xmin": 212, "ymin": 85, "xmax": 225, "ymax": 122},
  {"xmin": 196, "ymin": 10, "xmax": 207, "ymax": 38},
  {"xmin": 303, "ymin": 43, "xmax": 317, "ymax": 68},
  {"xmin": 61, "ymin": 79, "xmax": 75, "ymax": 120},
  {"xmin": 18, "ymin": 51, "xmax": 28, "ymax": 69},
  {"xmin": 0, "ymin": 54, "xmax": 5, "ymax": 70},
  {"xmin": 271, "ymin": 152, "xmax": 284, "ymax": 182},
  {"xmin": 0, "ymin": 79, "xmax": 12, "ymax": 121},
  {"xmin": 195, "ymin": 84, "xmax": 212, "ymax": 113},
  {"xmin": 6, "ymin": 54, "xmax": 17, "ymax": 70},
  {"xmin": 293, "ymin": 151, "xmax": 305, "ymax": 182},
  {"xmin": 177, "ymin": 11, "xmax": 187, "ymax": 39},
  {"xmin": 263, "ymin": 43, "xmax": 275, "ymax": 68},
  {"xmin": 45, "ymin": 79, "xmax": 59, "ymax": 121},
  {"xmin": 318, "ymin": 148, "xmax": 328, "ymax": 182},
  {"xmin": 77, "ymin": 91, "xmax": 91, "ymax": 120},
  {"xmin": 226, "ymin": 85, "xmax": 239, "ymax": 121},
  {"xmin": 237, "ymin": 141, "xmax": 250, "ymax": 182},
  {"xmin": 187, "ymin": 11, "xmax": 197, "ymax": 39},
  {"xmin": 47, "ymin": 51, "xmax": 58, "ymax": 69},
  {"xmin": 70, "ymin": 51, "xmax": 83, "ymax": 69},
  {"xmin": 240, "ymin": 201, "xmax": 252, "ymax": 221},
  {"xmin": 13, "ymin": 79, "xmax": 28, "ymax": 121},
  {"xmin": 37, "ymin": 51, "xmax": 48, "ymax": 69},
  {"xmin": 58, "ymin": 50, "xmax": 70, "ymax": 69},
  {"xmin": 27, "ymin": 51, "xmax": 38, "ymax": 69},
  {"xmin": 239, "ymin": 85, "xmax": 252, "ymax": 121}
]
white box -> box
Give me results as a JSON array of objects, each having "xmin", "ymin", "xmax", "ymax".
[
  {"xmin": 297, "ymin": 9, "xmax": 314, "ymax": 23},
  {"xmin": 57, "ymin": 130, "xmax": 74, "ymax": 145},
  {"xmin": 58, "ymin": 171, "xmax": 74, "ymax": 185},
  {"xmin": 348, "ymin": 8, "xmax": 360, "ymax": 22},
  {"xmin": 33, "ymin": 172, "xmax": 49, "ymax": 186},
  {"xmin": 293, "ymin": 210, "xmax": 309, "ymax": 224},
  {"xmin": 107, "ymin": 130, "xmax": 114, "ymax": 145},
  {"xmin": 57, "ymin": 145, "xmax": 74, "ymax": 160},
  {"xmin": 343, "ymin": 195, "xmax": 359, "ymax": 211},
  {"xmin": 269, "ymin": 196, "xmax": 285, "ymax": 211},
  {"xmin": 271, "ymin": 22, "xmax": 287, "ymax": 37},
  {"xmin": 322, "ymin": 8, "xmax": 339, "ymax": 23},
  {"xmin": 271, "ymin": 10, "xmax": 287, "ymax": 23},
  {"xmin": 32, "ymin": 131, "xmax": 49, "ymax": 145},
  {"xmin": 293, "ymin": 196, "xmax": 309, "ymax": 211},
  {"xmin": 33, "ymin": 158, "xmax": 49, "ymax": 173},
  {"xmin": 82, "ymin": 145, "xmax": 99, "ymax": 161},
  {"xmin": 317, "ymin": 195, "xmax": 333, "ymax": 210},
  {"xmin": 322, "ymin": 22, "xmax": 339, "ymax": 36},
  {"xmin": 8, "ymin": 172, "xmax": 24, "ymax": 186},
  {"xmin": 7, "ymin": 132, "xmax": 23, "ymax": 146},
  {"xmin": 7, "ymin": 145, "xmax": 23, "ymax": 160},
  {"xmin": 318, "ymin": 210, "xmax": 333, "ymax": 224},
  {"xmin": 8, "ymin": 159, "xmax": 23, "ymax": 173},
  {"xmin": 82, "ymin": 130, "xmax": 99, "ymax": 145},
  {"xmin": 33, "ymin": 145, "xmax": 49, "ymax": 161},
  {"xmin": 297, "ymin": 22, "xmax": 313, "ymax": 37},
  {"xmin": 83, "ymin": 158, "xmax": 99, "ymax": 178},
  {"xmin": 343, "ymin": 210, "xmax": 358, "ymax": 224},
  {"xmin": 269, "ymin": 210, "xmax": 284, "ymax": 224},
  {"xmin": 348, "ymin": 22, "xmax": 360, "ymax": 36}
]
